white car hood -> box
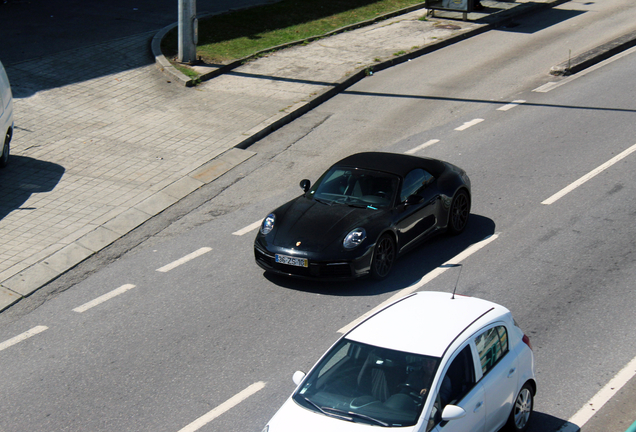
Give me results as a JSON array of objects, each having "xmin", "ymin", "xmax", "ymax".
[{"xmin": 267, "ymin": 397, "xmax": 417, "ymax": 432}]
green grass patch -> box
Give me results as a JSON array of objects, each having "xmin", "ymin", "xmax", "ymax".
[{"xmin": 162, "ymin": 0, "xmax": 425, "ymax": 64}]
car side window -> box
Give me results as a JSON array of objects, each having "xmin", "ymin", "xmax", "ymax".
[
  {"xmin": 400, "ymin": 168, "xmax": 433, "ymax": 202},
  {"xmin": 474, "ymin": 325, "xmax": 509, "ymax": 376},
  {"xmin": 426, "ymin": 344, "xmax": 476, "ymax": 431}
]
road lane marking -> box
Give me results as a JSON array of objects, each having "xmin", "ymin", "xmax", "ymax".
[
  {"xmin": 178, "ymin": 381, "xmax": 266, "ymax": 432},
  {"xmin": 73, "ymin": 284, "xmax": 136, "ymax": 313},
  {"xmin": 557, "ymin": 354, "xmax": 636, "ymax": 432},
  {"xmin": 455, "ymin": 118, "xmax": 484, "ymax": 131},
  {"xmin": 542, "ymin": 142, "xmax": 636, "ymax": 205},
  {"xmin": 0, "ymin": 326, "xmax": 48, "ymax": 352},
  {"xmin": 156, "ymin": 247, "xmax": 212, "ymax": 272},
  {"xmin": 233, "ymin": 220, "xmax": 262, "ymax": 236},
  {"xmin": 338, "ymin": 233, "xmax": 500, "ymax": 334},
  {"xmin": 405, "ymin": 139, "xmax": 440, "ymax": 155},
  {"xmin": 497, "ymin": 100, "xmax": 526, "ymax": 111}
]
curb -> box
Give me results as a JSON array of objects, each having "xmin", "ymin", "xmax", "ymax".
[{"xmin": 550, "ymin": 29, "xmax": 636, "ymax": 76}]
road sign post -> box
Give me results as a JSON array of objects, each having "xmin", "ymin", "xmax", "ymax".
[{"xmin": 178, "ymin": 0, "xmax": 198, "ymax": 64}]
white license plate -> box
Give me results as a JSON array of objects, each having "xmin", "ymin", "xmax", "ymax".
[{"xmin": 276, "ymin": 254, "xmax": 308, "ymax": 268}]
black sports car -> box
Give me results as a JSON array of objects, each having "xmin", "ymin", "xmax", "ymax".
[{"xmin": 254, "ymin": 152, "xmax": 471, "ymax": 280}]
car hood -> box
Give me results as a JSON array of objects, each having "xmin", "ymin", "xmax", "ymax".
[
  {"xmin": 267, "ymin": 398, "xmax": 414, "ymax": 432},
  {"xmin": 272, "ymin": 197, "xmax": 382, "ymax": 252}
]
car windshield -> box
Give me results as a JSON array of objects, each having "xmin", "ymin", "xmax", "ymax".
[
  {"xmin": 308, "ymin": 167, "xmax": 399, "ymax": 209},
  {"xmin": 292, "ymin": 339, "xmax": 439, "ymax": 427}
]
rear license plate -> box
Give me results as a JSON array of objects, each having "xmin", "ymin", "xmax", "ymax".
[{"xmin": 275, "ymin": 254, "xmax": 308, "ymax": 268}]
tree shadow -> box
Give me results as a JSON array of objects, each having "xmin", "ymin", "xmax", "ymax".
[
  {"xmin": 262, "ymin": 213, "xmax": 496, "ymax": 296},
  {"xmin": 0, "ymin": 155, "xmax": 65, "ymax": 221}
]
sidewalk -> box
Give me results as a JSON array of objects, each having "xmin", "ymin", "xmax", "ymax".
[{"xmin": 0, "ymin": 0, "xmax": 586, "ymax": 311}]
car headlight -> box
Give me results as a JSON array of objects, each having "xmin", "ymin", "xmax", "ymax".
[
  {"xmin": 343, "ymin": 228, "xmax": 366, "ymax": 249},
  {"xmin": 260, "ymin": 214, "xmax": 275, "ymax": 235}
]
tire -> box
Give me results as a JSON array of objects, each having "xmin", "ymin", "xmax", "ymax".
[
  {"xmin": 447, "ymin": 189, "xmax": 470, "ymax": 235},
  {"xmin": 0, "ymin": 133, "xmax": 9, "ymax": 168},
  {"xmin": 370, "ymin": 234, "xmax": 396, "ymax": 280},
  {"xmin": 506, "ymin": 383, "xmax": 533, "ymax": 432}
]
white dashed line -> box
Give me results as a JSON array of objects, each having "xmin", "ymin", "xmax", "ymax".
[
  {"xmin": 177, "ymin": 381, "xmax": 267, "ymax": 432},
  {"xmin": 405, "ymin": 139, "xmax": 440, "ymax": 155},
  {"xmin": 156, "ymin": 247, "xmax": 212, "ymax": 273},
  {"xmin": 455, "ymin": 118, "xmax": 484, "ymax": 131},
  {"xmin": 338, "ymin": 233, "xmax": 500, "ymax": 334},
  {"xmin": 542, "ymin": 142, "xmax": 636, "ymax": 205},
  {"xmin": 557, "ymin": 354, "xmax": 636, "ymax": 432},
  {"xmin": 0, "ymin": 326, "xmax": 48, "ymax": 352},
  {"xmin": 497, "ymin": 100, "xmax": 526, "ymax": 111},
  {"xmin": 73, "ymin": 284, "xmax": 136, "ymax": 313},
  {"xmin": 232, "ymin": 220, "xmax": 263, "ymax": 236}
]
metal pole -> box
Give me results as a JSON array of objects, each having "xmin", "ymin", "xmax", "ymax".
[{"xmin": 178, "ymin": 0, "xmax": 197, "ymax": 64}]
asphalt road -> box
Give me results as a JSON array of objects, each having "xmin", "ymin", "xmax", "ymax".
[{"xmin": 1, "ymin": 1, "xmax": 636, "ymax": 432}]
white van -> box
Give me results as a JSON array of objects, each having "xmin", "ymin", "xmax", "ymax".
[{"xmin": 0, "ymin": 59, "xmax": 14, "ymax": 168}]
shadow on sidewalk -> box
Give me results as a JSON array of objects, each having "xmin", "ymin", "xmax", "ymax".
[{"xmin": 0, "ymin": 156, "xmax": 65, "ymax": 221}]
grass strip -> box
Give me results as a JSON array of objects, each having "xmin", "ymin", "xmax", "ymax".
[{"xmin": 162, "ymin": 0, "xmax": 426, "ymax": 64}]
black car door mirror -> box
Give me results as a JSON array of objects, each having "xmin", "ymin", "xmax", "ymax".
[
  {"xmin": 300, "ymin": 179, "xmax": 311, "ymax": 193},
  {"xmin": 404, "ymin": 194, "xmax": 424, "ymax": 206}
]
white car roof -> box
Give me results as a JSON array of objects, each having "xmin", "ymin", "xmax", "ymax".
[{"xmin": 345, "ymin": 291, "xmax": 510, "ymax": 358}]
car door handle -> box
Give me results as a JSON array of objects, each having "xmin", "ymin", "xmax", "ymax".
[
  {"xmin": 508, "ymin": 367, "xmax": 516, "ymax": 378},
  {"xmin": 474, "ymin": 401, "xmax": 483, "ymax": 413}
]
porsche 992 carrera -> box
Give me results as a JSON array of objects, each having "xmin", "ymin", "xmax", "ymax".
[{"xmin": 254, "ymin": 152, "xmax": 471, "ymax": 280}]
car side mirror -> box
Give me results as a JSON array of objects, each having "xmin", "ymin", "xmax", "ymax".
[
  {"xmin": 292, "ymin": 370, "xmax": 306, "ymax": 386},
  {"xmin": 441, "ymin": 404, "xmax": 466, "ymax": 421},
  {"xmin": 300, "ymin": 179, "xmax": 311, "ymax": 193},
  {"xmin": 404, "ymin": 194, "xmax": 424, "ymax": 206}
]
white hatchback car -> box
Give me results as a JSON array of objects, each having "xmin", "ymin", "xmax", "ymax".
[
  {"xmin": 0, "ymin": 59, "xmax": 14, "ymax": 168},
  {"xmin": 263, "ymin": 291, "xmax": 536, "ymax": 432}
]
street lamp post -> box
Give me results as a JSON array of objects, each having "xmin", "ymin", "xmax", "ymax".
[{"xmin": 178, "ymin": 0, "xmax": 198, "ymax": 64}]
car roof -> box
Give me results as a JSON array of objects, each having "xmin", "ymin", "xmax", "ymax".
[
  {"xmin": 334, "ymin": 152, "xmax": 447, "ymax": 178},
  {"xmin": 345, "ymin": 291, "xmax": 511, "ymax": 358}
]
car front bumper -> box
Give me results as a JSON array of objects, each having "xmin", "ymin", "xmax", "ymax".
[{"xmin": 253, "ymin": 240, "xmax": 374, "ymax": 280}]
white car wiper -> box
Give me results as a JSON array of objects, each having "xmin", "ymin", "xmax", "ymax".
[
  {"xmin": 321, "ymin": 406, "xmax": 389, "ymax": 427},
  {"xmin": 303, "ymin": 398, "xmax": 353, "ymax": 422}
]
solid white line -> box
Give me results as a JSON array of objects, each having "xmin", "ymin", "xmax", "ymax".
[
  {"xmin": 405, "ymin": 139, "xmax": 440, "ymax": 155},
  {"xmin": 73, "ymin": 284, "xmax": 136, "ymax": 313},
  {"xmin": 534, "ymin": 46, "xmax": 636, "ymax": 93},
  {"xmin": 542, "ymin": 142, "xmax": 636, "ymax": 205},
  {"xmin": 0, "ymin": 326, "xmax": 48, "ymax": 352},
  {"xmin": 455, "ymin": 118, "xmax": 484, "ymax": 131},
  {"xmin": 557, "ymin": 354, "xmax": 636, "ymax": 432},
  {"xmin": 497, "ymin": 100, "xmax": 526, "ymax": 111},
  {"xmin": 233, "ymin": 220, "xmax": 263, "ymax": 236},
  {"xmin": 156, "ymin": 247, "xmax": 212, "ymax": 272},
  {"xmin": 177, "ymin": 381, "xmax": 267, "ymax": 432},
  {"xmin": 338, "ymin": 233, "xmax": 500, "ymax": 334}
]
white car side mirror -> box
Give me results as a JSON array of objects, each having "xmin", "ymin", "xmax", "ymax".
[
  {"xmin": 292, "ymin": 370, "xmax": 306, "ymax": 386},
  {"xmin": 441, "ymin": 404, "xmax": 466, "ymax": 421}
]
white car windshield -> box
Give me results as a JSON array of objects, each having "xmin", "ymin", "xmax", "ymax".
[{"xmin": 292, "ymin": 339, "xmax": 439, "ymax": 427}]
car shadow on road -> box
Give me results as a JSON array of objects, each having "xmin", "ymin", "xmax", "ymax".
[
  {"xmin": 263, "ymin": 213, "xmax": 496, "ymax": 296},
  {"xmin": 529, "ymin": 411, "xmax": 571, "ymax": 431},
  {"xmin": 0, "ymin": 156, "xmax": 65, "ymax": 221}
]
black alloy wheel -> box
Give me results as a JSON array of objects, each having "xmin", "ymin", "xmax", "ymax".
[
  {"xmin": 370, "ymin": 234, "xmax": 396, "ymax": 280},
  {"xmin": 448, "ymin": 190, "xmax": 470, "ymax": 235}
]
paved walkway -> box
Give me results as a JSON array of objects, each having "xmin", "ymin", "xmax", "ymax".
[{"xmin": 0, "ymin": 0, "xmax": 577, "ymax": 310}]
